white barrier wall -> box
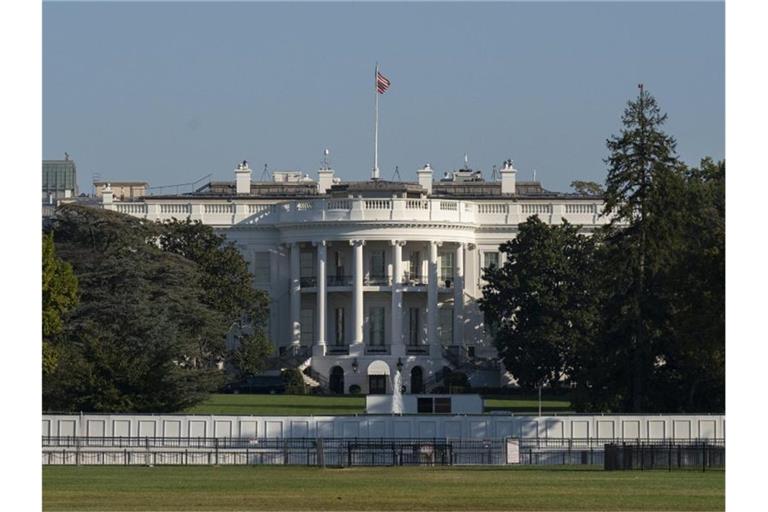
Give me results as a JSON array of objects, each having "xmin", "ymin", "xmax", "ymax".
[{"xmin": 42, "ymin": 414, "xmax": 724, "ymax": 441}]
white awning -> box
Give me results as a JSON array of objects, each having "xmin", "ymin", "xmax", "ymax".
[{"xmin": 367, "ymin": 360, "xmax": 391, "ymax": 376}]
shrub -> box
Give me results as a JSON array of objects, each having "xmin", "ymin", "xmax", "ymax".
[{"xmin": 281, "ymin": 368, "xmax": 306, "ymax": 395}]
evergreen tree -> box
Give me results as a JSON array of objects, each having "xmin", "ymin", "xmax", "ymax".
[{"xmin": 602, "ymin": 85, "xmax": 681, "ymax": 412}]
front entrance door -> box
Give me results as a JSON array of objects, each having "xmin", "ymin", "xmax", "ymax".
[
  {"xmin": 368, "ymin": 375, "xmax": 387, "ymax": 394},
  {"xmin": 329, "ymin": 366, "xmax": 344, "ymax": 394}
]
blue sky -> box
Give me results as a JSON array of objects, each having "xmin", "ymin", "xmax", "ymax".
[{"xmin": 43, "ymin": 1, "xmax": 724, "ymax": 194}]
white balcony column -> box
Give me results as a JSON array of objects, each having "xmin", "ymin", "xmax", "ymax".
[
  {"xmin": 351, "ymin": 240, "xmax": 365, "ymax": 347},
  {"xmin": 314, "ymin": 241, "xmax": 327, "ymax": 356},
  {"xmin": 290, "ymin": 242, "xmax": 301, "ymax": 348},
  {"xmin": 428, "ymin": 241, "xmax": 441, "ymax": 356},
  {"xmin": 453, "ymin": 243, "xmax": 465, "ymax": 347},
  {"xmin": 390, "ymin": 240, "xmax": 405, "ymax": 355}
]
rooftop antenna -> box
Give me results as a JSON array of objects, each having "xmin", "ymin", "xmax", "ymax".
[
  {"xmin": 260, "ymin": 163, "xmax": 270, "ymax": 181},
  {"xmin": 491, "ymin": 164, "xmax": 498, "ymax": 181},
  {"xmin": 392, "ymin": 165, "xmax": 401, "ymax": 181},
  {"xmin": 533, "ymin": 169, "xmax": 537, "ymax": 182},
  {"xmin": 464, "ymin": 153, "xmax": 469, "ymax": 169},
  {"xmin": 322, "ymin": 148, "xmax": 331, "ymax": 170}
]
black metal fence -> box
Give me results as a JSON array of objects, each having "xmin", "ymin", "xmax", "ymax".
[
  {"xmin": 42, "ymin": 437, "xmax": 504, "ymax": 466},
  {"xmin": 41, "ymin": 436, "xmax": 724, "ymax": 468},
  {"xmin": 514, "ymin": 438, "xmax": 725, "ymax": 467},
  {"xmin": 604, "ymin": 440, "xmax": 725, "ymax": 471}
]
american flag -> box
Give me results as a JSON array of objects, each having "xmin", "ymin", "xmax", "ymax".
[{"xmin": 376, "ymin": 71, "xmax": 391, "ymax": 94}]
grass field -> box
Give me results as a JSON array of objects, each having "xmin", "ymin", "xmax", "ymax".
[
  {"xmin": 43, "ymin": 466, "xmax": 724, "ymax": 511},
  {"xmin": 184, "ymin": 394, "xmax": 572, "ymax": 415}
]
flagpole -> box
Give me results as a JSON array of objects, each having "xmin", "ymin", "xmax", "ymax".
[{"xmin": 373, "ymin": 62, "xmax": 380, "ymax": 180}]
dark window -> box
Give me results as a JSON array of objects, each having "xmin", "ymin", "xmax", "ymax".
[
  {"xmin": 417, "ymin": 398, "xmax": 434, "ymax": 413},
  {"xmin": 434, "ymin": 398, "xmax": 452, "ymax": 414},
  {"xmin": 369, "ymin": 375, "xmax": 387, "ymax": 394}
]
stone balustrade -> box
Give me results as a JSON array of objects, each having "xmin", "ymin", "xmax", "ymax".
[{"xmin": 104, "ymin": 197, "xmax": 608, "ymax": 226}]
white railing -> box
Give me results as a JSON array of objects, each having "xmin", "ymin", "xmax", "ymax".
[
  {"xmin": 364, "ymin": 199, "xmax": 391, "ymax": 210},
  {"xmin": 565, "ymin": 204, "xmax": 596, "ymax": 214},
  {"xmin": 406, "ymin": 199, "xmax": 429, "ymax": 210},
  {"xmin": 108, "ymin": 197, "xmax": 608, "ymax": 227},
  {"xmin": 521, "ymin": 204, "xmax": 552, "ymax": 214},
  {"xmin": 249, "ymin": 204, "xmax": 276, "ymax": 215},
  {"xmin": 204, "ymin": 204, "xmax": 234, "ymax": 214},
  {"xmin": 159, "ymin": 204, "xmax": 191, "ymax": 215},
  {"xmin": 477, "ymin": 203, "xmax": 507, "ymax": 214},
  {"xmin": 116, "ymin": 203, "xmax": 148, "ymax": 215},
  {"xmin": 327, "ymin": 199, "xmax": 352, "ymax": 210}
]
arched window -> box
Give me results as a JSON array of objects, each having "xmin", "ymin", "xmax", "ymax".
[
  {"xmin": 410, "ymin": 366, "xmax": 424, "ymax": 394},
  {"xmin": 329, "ymin": 366, "xmax": 345, "ymax": 395}
]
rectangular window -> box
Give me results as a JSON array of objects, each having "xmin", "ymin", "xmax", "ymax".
[
  {"xmin": 368, "ymin": 307, "xmax": 385, "ymax": 346},
  {"xmin": 483, "ymin": 251, "xmax": 499, "ymax": 269},
  {"xmin": 440, "ymin": 252, "xmax": 454, "ymax": 283},
  {"xmin": 369, "ymin": 375, "xmax": 387, "ymax": 395},
  {"xmin": 434, "ymin": 397, "xmax": 452, "ymax": 414},
  {"xmin": 335, "ymin": 308, "xmax": 345, "ymax": 346},
  {"xmin": 408, "ymin": 251, "xmax": 421, "ymax": 279},
  {"xmin": 300, "ymin": 308, "xmax": 314, "ymax": 345},
  {"xmin": 408, "ymin": 307, "xmax": 421, "ymax": 346},
  {"xmin": 300, "ymin": 251, "xmax": 314, "ymax": 278},
  {"xmin": 370, "ymin": 250, "xmax": 386, "ymax": 278},
  {"xmin": 252, "ymin": 252, "xmax": 271, "ymax": 287},
  {"xmin": 439, "ymin": 306, "xmax": 454, "ymax": 345},
  {"xmin": 417, "ymin": 398, "xmax": 434, "ymax": 413}
]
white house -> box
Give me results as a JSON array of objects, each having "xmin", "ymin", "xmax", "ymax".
[{"xmin": 101, "ymin": 159, "xmax": 608, "ymax": 394}]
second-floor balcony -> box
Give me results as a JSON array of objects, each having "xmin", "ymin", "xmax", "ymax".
[
  {"xmin": 364, "ymin": 274, "xmax": 391, "ymax": 286},
  {"xmin": 327, "ymin": 275, "xmax": 353, "ymax": 287}
]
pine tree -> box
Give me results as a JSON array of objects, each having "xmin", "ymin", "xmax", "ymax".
[{"xmin": 603, "ymin": 85, "xmax": 682, "ymax": 412}]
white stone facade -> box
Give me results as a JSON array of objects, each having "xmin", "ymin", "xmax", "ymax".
[{"xmin": 101, "ymin": 162, "xmax": 609, "ymax": 394}]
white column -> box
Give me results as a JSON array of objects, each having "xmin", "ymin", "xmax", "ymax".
[
  {"xmin": 315, "ymin": 241, "xmax": 327, "ymax": 356},
  {"xmin": 290, "ymin": 242, "xmax": 301, "ymax": 348},
  {"xmin": 428, "ymin": 241, "xmax": 440, "ymax": 356},
  {"xmin": 352, "ymin": 240, "xmax": 365, "ymax": 347},
  {"xmin": 391, "ymin": 240, "xmax": 404, "ymax": 355},
  {"xmin": 453, "ymin": 243, "xmax": 465, "ymax": 347},
  {"xmin": 268, "ymin": 249, "xmax": 280, "ymax": 346}
]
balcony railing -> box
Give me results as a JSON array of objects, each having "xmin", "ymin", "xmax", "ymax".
[
  {"xmin": 365, "ymin": 274, "xmax": 391, "ymax": 286},
  {"xmin": 105, "ymin": 196, "xmax": 610, "ymax": 228},
  {"xmin": 326, "ymin": 345, "xmax": 349, "ymax": 355},
  {"xmin": 365, "ymin": 345, "xmax": 390, "ymax": 355},
  {"xmin": 300, "ymin": 276, "xmax": 317, "ymax": 288},
  {"xmin": 402, "ymin": 273, "xmax": 426, "ymax": 286},
  {"xmin": 327, "ymin": 275, "xmax": 352, "ymax": 287}
]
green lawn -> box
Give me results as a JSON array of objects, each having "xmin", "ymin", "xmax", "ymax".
[
  {"xmin": 184, "ymin": 394, "xmax": 572, "ymax": 415},
  {"xmin": 43, "ymin": 465, "xmax": 724, "ymax": 511},
  {"xmin": 184, "ymin": 394, "xmax": 366, "ymax": 415}
]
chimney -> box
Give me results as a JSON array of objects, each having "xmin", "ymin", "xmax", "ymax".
[
  {"xmin": 500, "ymin": 159, "xmax": 517, "ymax": 195},
  {"xmin": 417, "ymin": 163, "xmax": 433, "ymax": 195},
  {"xmin": 235, "ymin": 160, "xmax": 252, "ymax": 194},
  {"xmin": 102, "ymin": 183, "xmax": 114, "ymax": 210},
  {"xmin": 317, "ymin": 169, "xmax": 335, "ymax": 194}
]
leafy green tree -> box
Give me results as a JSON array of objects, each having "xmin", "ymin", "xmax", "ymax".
[
  {"xmin": 229, "ymin": 330, "xmax": 273, "ymax": 379},
  {"xmin": 281, "ymin": 368, "xmax": 307, "ymax": 395},
  {"xmin": 156, "ymin": 219, "xmax": 271, "ymax": 370},
  {"xmin": 570, "ymin": 180, "xmax": 604, "ymax": 196},
  {"xmin": 42, "ymin": 232, "xmax": 79, "ymax": 375},
  {"xmin": 479, "ymin": 217, "xmax": 602, "ymax": 390}
]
